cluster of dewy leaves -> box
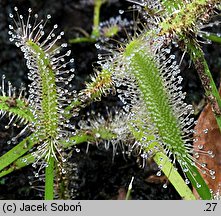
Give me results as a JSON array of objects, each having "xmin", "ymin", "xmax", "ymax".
[
  {"xmin": 0, "ymin": 75, "xmax": 33, "ymax": 125},
  {"xmin": 78, "ymin": 0, "xmax": 221, "ymax": 199},
  {"xmin": 65, "ymin": 0, "xmax": 220, "ymax": 200},
  {"xmin": 0, "ymin": 7, "xmax": 80, "ymax": 199},
  {"xmin": 69, "ymin": 0, "xmax": 132, "ymax": 44},
  {"xmin": 0, "ymin": 0, "xmax": 219, "ymax": 200},
  {"xmin": 7, "ymin": 7, "xmax": 78, "ymax": 164},
  {"xmin": 78, "ymin": 109, "xmax": 135, "ymax": 155},
  {"xmin": 0, "ymin": 7, "xmax": 119, "ymax": 199},
  {"xmin": 2, "ymin": 12, "xmax": 119, "ymax": 198},
  {"xmin": 115, "ymin": 34, "xmax": 213, "ymax": 199},
  {"xmin": 160, "ymin": 0, "xmax": 221, "ymax": 37},
  {"xmin": 159, "ymin": 0, "xmax": 221, "ymax": 114}
]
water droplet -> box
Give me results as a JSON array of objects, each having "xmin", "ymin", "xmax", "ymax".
[
  {"xmin": 119, "ymin": 10, "xmax": 124, "ymax": 14},
  {"xmin": 156, "ymin": 171, "xmax": 161, "ymax": 176},
  {"xmin": 198, "ymin": 144, "xmax": 203, "ymax": 150},
  {"xmin": 95, "ymin": 133, "xmax": 101, "ymax": 138},
  {"xmin": 210, "ymin": 154, "xmax": 215, "ymax": 158},
  {"xmin": 183, "ymin": 167, "xmax": 189, "ymax": 172},
  {"xmin": 209, "ymin": 170, "xmax": 215, "ymax": 176},
  {"xmin": 203, "ymin": 129, "xmax": 208, "ymax": 134},
  {"xmin": 22, "ymin": 158, "xmax": 27, "ymax": 163},
  {"xmin": 202, "ymin": 170, "xmax": 206, "ymax": 174},
  {"xmin": 164, "ymin": 48, "xmax": 171, "ymax": 54},
  {"xmin": 185, "ymin": 179, "xmax": 190, "ymax": 184},
  {"xmin": 170, "ymin": 55, "xmax": 175, "ymax": 59},
  {"xmin": 196, "ymin": 183, "xmax": 201, "ymax": 188},
  {"xmin": 9, "ymin": 25, "xmax": 13, "ymax": 30},
  {"xmin": 158, "ymin": 165, "xmax": 163, "ymax": 169},
  {"xmin": 208, "ymin": 150, "xmax": 213, "ymax": 155},
  {"xmin": 163, "ymin": 183, "xmax": 167, "ymax": 188},
  {"xmin": 201, "ymin": 163, "xmax": 206, "ymax": 168}
]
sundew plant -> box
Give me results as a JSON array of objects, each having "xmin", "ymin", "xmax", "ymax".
[{"xmin": 0, "ymin": 0, "xmax": 221, "ymax": 200}]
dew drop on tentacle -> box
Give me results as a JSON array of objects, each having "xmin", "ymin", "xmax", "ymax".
[
  {"xmin": 75, "ymin": 148, "xmax": 80, "ymax": 153},
  {"xmin": 196, "ymin": 183, "xmax": 201, "ymax": 188},
  {"xmin": 156, "ymin": 171, "xmax": 162, "ymax": 176},
  {"xmin": 185, "ymin": 179, "xmax": 190, "ymax": 185},
  {"xmin": 162, "ymin": 183, "xmax": 168, "ymax": 189}
]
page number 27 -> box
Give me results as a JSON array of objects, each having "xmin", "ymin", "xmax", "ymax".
[{"xmin": 204, "ymin": 203, "xmax": 217, "ymax": 212}]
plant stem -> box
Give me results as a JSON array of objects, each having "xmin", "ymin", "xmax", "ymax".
[
  {"xmin": 0, "ymin": 153, "xmax": 35, "ymax": 178},
  {"xmin": 201, "ymin": 33, "xmax": 221, "ymax": 44},
  {"xmin": 69, "ymin": 37, "xmax": 96, "ymax": 44},
  {"xmin": 0, "ymin": 128, "xmax": 116, "ymax": 178},
  {"xmin": 125, "ymin": 176, "xmax": 134, "ymax": 200},
  {"xmin": 187, "ymin": 40, "xmax": 221, "ymax": 131},
  {"xmin": 45, "ymin": 156, "xmax": 55, "ymax": 200},
  {"xmin": 153, "ymin": 152, "xmax": 196, "ymax": 200},
  {"xmin": 91, "ymin": 0, "xmax": 105, "ymax": 38},
  {"xmin": 0, "ymin": 134, "xmax": 37, "ymax": 172}
]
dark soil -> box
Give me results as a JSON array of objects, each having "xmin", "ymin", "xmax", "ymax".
[{"xmin": 0, "ymin": 0, "xmax": 220, "ymax": 200}]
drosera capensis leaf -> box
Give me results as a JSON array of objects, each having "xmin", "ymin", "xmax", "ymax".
[
  {"xmin": 0, "ymin": 74, "xmax": 34, "ymax": 124},
  {"xmin": 8, "ymin": 7, "xmax": 77, "ymax": 163},
  {"xmin": 0, "ymin": 96, "xmax": 34, "ymax": 123},
  {"xmin": 200, "ymin": 32, "xmax": 221, "ymax": 44},
  {"xmin": 184, "ymin": 159, "xmax": 212, "ymax": 200},
  {"xmin": 45, "ymin": 156, "xmax": 55, "ymax": 200},
  {"xmin": 0, "ymin": 134, "xmax": 38, "ymax": 172},
  {"xmin": 65, "ymin": 68, "xmax": 114, "ymax": 118},
  {"xmin": 7, "ymin": 7, "xmax": 78, "ymax": 199},
  {"xmin": 0, "ymin": 124, "xmax": 117, "ymax": 178},
  {"xmin": 0, "ymin": 152, "xmax": 35, "ymax": 178},
  {"xmin": 153, "ymin": 152, "xmax": 197, "ymax": 200},
  {"xmin": 110, "ymin": 31, "xmax": 214, "ymax": 198},
  {"xmin": 25, "ymin": 40, "xmax": 59, "ymax": 139},
  {"xmin": 0, "ymin": 133, "xmax": 95, "ymax": 179},
  {"xmin": 159, "ymin": 0, "xmax": 221, "ymax": 36},
  {"xmin": 161, "ymin": 0, "xmax": 185, "ymax": 14},
  {"xmin": 187, "ymin": 39, "xmax": 221, "ymax": 131}
]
